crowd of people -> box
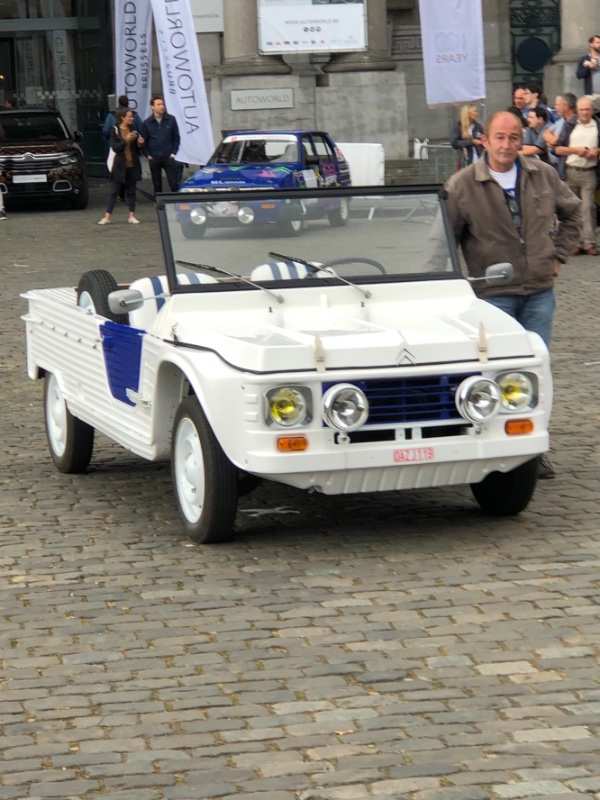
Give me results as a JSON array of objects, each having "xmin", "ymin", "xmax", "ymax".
[{"xmin": 99, "ymin": 94, "xmax": 183, "ymax": 225}]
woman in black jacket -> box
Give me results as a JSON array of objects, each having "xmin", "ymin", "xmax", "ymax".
[
  {"xmin": 98, "ymin": 108, "xmax": 144, "ymax": 225},
  {"xmin": 450, "ymin": 104, "xmax": 484, "ymax": 168}
]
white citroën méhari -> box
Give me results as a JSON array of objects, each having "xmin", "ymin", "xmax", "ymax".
[{"xmin": 23, "ymin": 185, "xmax": 552, "ymax": 543}]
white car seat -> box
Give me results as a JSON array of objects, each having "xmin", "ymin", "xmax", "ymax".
[{"xmin": 128, "ymin": 273, "xmax": 217, "ymax": 331}]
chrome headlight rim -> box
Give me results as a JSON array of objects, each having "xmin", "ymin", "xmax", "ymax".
[
  {"xmin": 190, "ymin": 206, "xmax": 208, "ymax": 226},
  {"xmin": 265, "ymin": 385, "xmax": 312, "ymax": 428},
  {"xmin": 496, "ymin": 371, "xmax": 537, "ymax": 412},
  {"xmin": 237, "ymin": 205, "xmax": 255, "ymax": 224},
  {"xmin": 322, "ymin": 383, "xmax": 369, "ymax": 432},
  {"xmin": 455, "ymin": 376, "xmax": 502, "ymax": 424}
]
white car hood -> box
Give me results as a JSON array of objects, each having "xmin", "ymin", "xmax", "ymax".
[{"xmin": 156, "ymin": 280, "xmax": 536, "ymax": 373}]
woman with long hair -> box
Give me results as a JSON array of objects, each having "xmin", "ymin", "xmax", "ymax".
[
  {"xmin": 450, "ymin": 104, "xmax": 484, "ymax": 168},
  {"xmin": 98, "ymin": 108, "xmax": 144, "ymax": 225}
]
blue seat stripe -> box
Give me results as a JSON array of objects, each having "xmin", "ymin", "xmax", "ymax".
[
  {"xmin": 150, "ymin": 275, "xmax": 166, "ymax": 310},
  {"xmin": 269, "ymin": 262, "xmax": 282, "ymax": 279},
  {"xmin": 286, "ymin": 261, "xmax": 300, "ymax": 278},
  {"xmin": 186, "ymin": 272, "xmax": 201, "ymax": 284}
]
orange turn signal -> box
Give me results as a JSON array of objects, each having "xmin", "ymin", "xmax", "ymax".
[
  {"xmin": 179, "ymin": 204, "xmax": 191, "ymax": 210},
  {"xmin": 276, "ymin": 435, "xmax": 308, "ymax": 452},
  {"xmin": 505, "ymin": 419, "xmax": 534, "ymax": 435}
]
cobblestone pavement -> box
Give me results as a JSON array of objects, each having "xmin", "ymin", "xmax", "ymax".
[{"xmin": 2, "ymin": 184, "xmax": 600, "ymax": 800}]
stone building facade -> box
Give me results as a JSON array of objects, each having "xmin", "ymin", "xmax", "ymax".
[{"xmin": 192, "ymin": 0, "xmax": 600, "ymax": 160}]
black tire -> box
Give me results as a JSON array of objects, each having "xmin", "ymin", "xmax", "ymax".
[
  {"xmin": 278, "ymin": 218, "xmax": 303, "ymax": 237},
  {"xmin": 77, "ymin": 269, "xmax": 127, "ymax": 323},
  {"xmin": 69, "ymin": 181, "xmax": 89, "ymax": 210},
  {"xmin": 181, "ymin": 221, "xmax": 207, "ymax": 239},
  {"xmin": 171, "ymin": 397, "xmax": 238, "ymax": 543},
  {"xmin": 470, "ymin": 457, "xmax": 538, "ymax": 516},
  {"xmin": 238, "ymin": 472, "xmax": 262, "ymax": 497},
  {"xmin": 44, "ymin": 372, "xmax": 94, "ymax": 473},
  {"xmin": 327, "ymin": 198, "xmax": 349, "ymax": 227}
]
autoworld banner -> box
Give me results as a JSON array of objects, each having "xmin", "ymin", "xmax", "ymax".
[
  {"xmin": 148, "ymin": 0, "xmax": 214, "ymax": 164},
  {"xmin": 115, "ymin": 0, "xmax": 153, "ymax": 117},
  {"xmin": 257, "ymin": 0, "xmax": 367, "ymax": 54},
  {"xmin": 418, "ymin": 0, "xmax": 486, "ymax": 106}
]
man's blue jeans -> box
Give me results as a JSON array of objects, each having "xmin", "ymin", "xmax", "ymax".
[{"xmin": 484, "ymin": 289, "xmax": 555, "ymax": 349}]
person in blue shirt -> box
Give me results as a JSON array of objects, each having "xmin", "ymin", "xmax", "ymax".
[
  {"xmin": 521, "ymin": 107, "xmax": 552, "ymax": 162},
  {"xmin": 141, "ymin": 96, "xmax": 181, "ymax": 196}
]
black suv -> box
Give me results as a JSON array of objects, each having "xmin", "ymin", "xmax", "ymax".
[{"xmin": 0, "ymin": 108, "xmax": 88, "ymax": 209}]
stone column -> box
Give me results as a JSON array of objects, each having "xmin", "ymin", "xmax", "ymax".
[
  {"xmin": 217, "ymin": 0, "xmax": 291, "ymax": 76},
  {"xmin": 545, "ymin": 0, "xmax": 600, "ymax": 98},
  {"xmin": 323, "ymin": 0, "xmax": 396, "ymax": 73}
]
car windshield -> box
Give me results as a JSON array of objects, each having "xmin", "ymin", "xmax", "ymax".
[
  {"xmin": 159, "ymin": 186, "xmax": 457, "ymax": 290},
  {"xmin": 209, "ymin": 135, "xmax": 298, "ymax": 164},
  {"xmin": 0, "ymin": 112, "xmax": 70, "ymax": 142}
]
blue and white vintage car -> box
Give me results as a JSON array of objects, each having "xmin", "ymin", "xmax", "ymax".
[
  {"xmin": 178, "ymin": 130, "xmax": 352, "ymax": 238},
  {"xmin": 23, "ymin": 185, "xmax": 552, "ymax": 543}
]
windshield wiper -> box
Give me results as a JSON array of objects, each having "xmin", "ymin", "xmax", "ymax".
[
  {"xmin": 175, "ymin": 259, "xmax": 284, "ymax": 304},
  {"xmin": 268, "ymin": 251, "xmax": 372, "ymax": 299}
]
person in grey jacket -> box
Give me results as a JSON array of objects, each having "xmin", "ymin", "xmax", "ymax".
[{"xmin": 444, "ymin": 110, "xmax": 582, "ymax": 478}]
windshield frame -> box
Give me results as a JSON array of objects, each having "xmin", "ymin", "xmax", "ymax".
[{"xmin": 156, "ymin": 184, "xmax": 463, "ymax": 295}]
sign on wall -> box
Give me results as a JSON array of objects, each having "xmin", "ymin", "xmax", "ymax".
[
  {"xmin": 190, "ymin": 0, "xmax": 224, "ymax": 33},
  {"xmin": 257, "ymin": 0, "xmax": 367, "ymax": 55},
  {"xmin": 230, "ymin": 88, "xmax": 295, "ymax": 111},
  {"xmin": 418, "ymin": 0, "xmax": 486, "ymax": 106}
]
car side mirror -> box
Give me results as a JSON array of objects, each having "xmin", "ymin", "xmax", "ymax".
[
  {"xmin": 468, "ymin": 262, "xmax": 514, "ymax": 285},
  {"xmin": 73, "ymin": 130, "xmax": 83, "ymax": 142},
  {"xmin": 108, "ymin": 289, "xmax": 144, "ymax": 314}
]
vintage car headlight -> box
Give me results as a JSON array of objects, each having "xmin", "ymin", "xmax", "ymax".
[
  {"xmin": 455, "ymin": 376, "xmax": 501, "ymax": 423},
  {"xmin": 237, "ymin": 205, "xmax": 255, "ymax": 224},
  {"xmin": 322, "ymin": 383, "xmax": 369, "ymax": 431},
  {"xmin": 190, "ymin": 206, "xmax": 207, "ymax": 226},
  {"xmin": 266, "ymin": 386, "xmax": 311, "ymax": 427},
  {"xmin": 497, "ymin": 372, "xmax": 536, "ymax": 411}
]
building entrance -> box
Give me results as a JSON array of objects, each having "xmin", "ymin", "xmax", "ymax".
[{"xmin": 0, "ymin": 1, "xmax": 112, "ymax": 173}]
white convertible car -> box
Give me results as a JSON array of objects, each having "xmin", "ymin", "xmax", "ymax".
[{"xmin": 23, "ymin": 185, "xmax": 552, "ymax": 542}]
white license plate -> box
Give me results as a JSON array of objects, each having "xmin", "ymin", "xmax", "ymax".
[{"xmin": 13, "ymin": 174, "xmax": 47, "ymax": 184}]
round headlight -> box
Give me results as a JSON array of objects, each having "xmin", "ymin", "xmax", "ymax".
[
  {"xmin": 497, "ymin": 372, "xmax": 535, "ymax": 411},
  {"xmin": 267, "ymin": 387, "xmax": 309, "ymax": 427},
  {"xmin": 456, "ymin": 376, "xmax": 501, "ymax": 424},
  {"xmin": 237, "ymin": 205, "xmax": 255, "ymax": 224},
  {"xmin": 190, "ymin": 206, "xmax": 207, "ymax": 225},
  {"xmin": 323, "ymin": 383, "xmax": 369, "ymax": 431}
]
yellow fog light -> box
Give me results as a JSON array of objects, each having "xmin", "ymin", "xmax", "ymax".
[
  {"xmin": 497, "ymin": 372, "xmax": 535, "ymax": 411},
  {"xmin": 266, "ymin": 386, "xmax": 310, "ymax": 427}
]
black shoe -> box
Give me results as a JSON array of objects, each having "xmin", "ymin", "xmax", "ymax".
[{"xmin": 537, "ymin": 455, "xmax": 556, "ymax": 480}]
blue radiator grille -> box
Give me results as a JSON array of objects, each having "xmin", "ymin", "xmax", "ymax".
[{"xmin": 324, "ymin": 373, "xmax": 478, "ymax": 426}]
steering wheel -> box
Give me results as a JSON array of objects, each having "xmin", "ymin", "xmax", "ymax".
[{"xmin": 321, "ymin": 257, "xmax": 386, "ymax": 274}]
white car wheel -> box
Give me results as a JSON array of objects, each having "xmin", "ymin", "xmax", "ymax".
[
  {"xmin": 44, "ymin": 372, "xmax": 94, "ymax": 473},
  {"xmin": 171, "ymin": 397, "xmax": 238, "ymax": 543}
]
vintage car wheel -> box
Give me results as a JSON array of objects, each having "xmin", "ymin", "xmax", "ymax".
[
  {"xmin": 44, "ymin": 372, "xmax": 94, "ymax": 473},
  {"xmin": 470, "ymin": 458, "xmax": 538, "ymax": 516},
  {"xmin": 327, "ymin": 198, "xmax": 349, "ymax": 227},
  {"xmin": 180, "ymin": 221, "xmax": 207, "ymax": 239},
  {"xmin": 172, "ymin": 397, "xmax": 238, "ymax": 543},
  {"xmin": 77, "ymin": 269, "xmax": 127, "ymax": 323}
]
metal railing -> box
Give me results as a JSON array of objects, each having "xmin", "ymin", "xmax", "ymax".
[{"xmin": 417, "ymin": 144, "xmax": 459, "ymax": 184}]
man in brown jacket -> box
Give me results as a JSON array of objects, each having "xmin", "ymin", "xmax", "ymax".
[{"xmin": 444, "ymin": 110, "xmax": 582, "ymax": 477}]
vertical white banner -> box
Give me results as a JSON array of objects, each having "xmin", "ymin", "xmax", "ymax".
[
  {"xmin": 115, "ymin": 0, "xmax": 153, "ymax": 118},
  {"xmin": 49, "ymin": 31, "xmax": 78, "ymax": 133},
  {"xmin": 149, "ymin": 0, "xmax": 214, "ymax": 164},
  {"xmin": 418, "ymin": 0, "xmax": 486, "ymax": 106}
]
